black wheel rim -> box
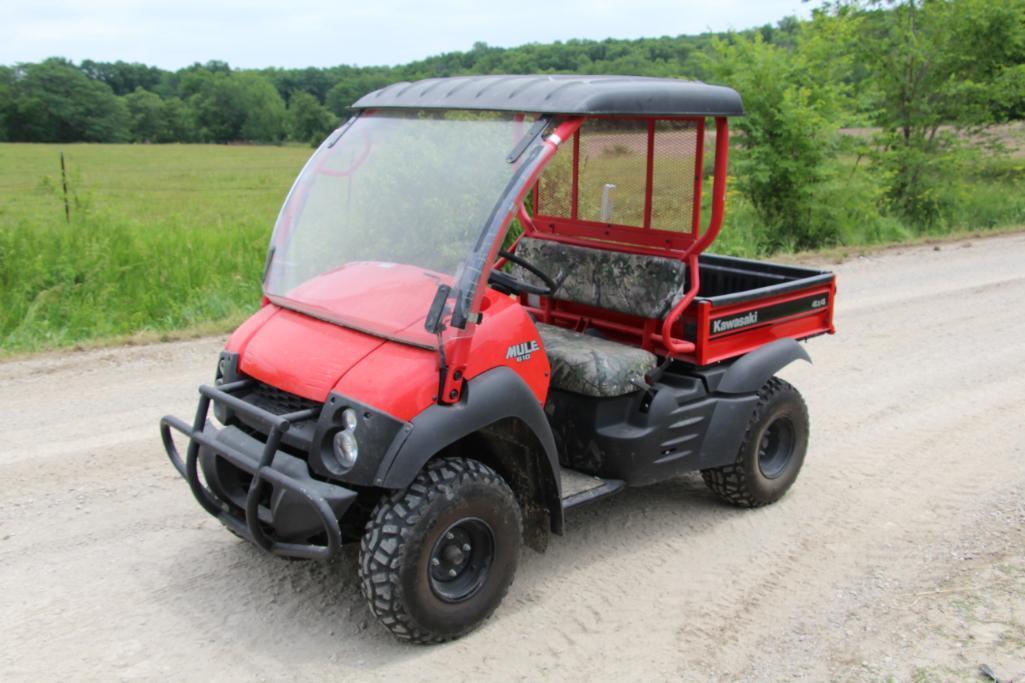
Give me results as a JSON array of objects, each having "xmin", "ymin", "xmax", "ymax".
[
  {"xmin": 428, "ymin": 518, "xmax": 495, "ymax": 603},
  {"xmin": 757, "ymin": 417, "xmax": 796, "ymax": 479}
]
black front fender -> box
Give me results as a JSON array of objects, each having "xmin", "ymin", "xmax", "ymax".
[{"xmin": 373, "ymin": 367, "xmax": 563, "ymax": 532}]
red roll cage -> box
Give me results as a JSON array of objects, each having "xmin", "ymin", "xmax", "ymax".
[{"xmin": 507, "ymin": 115, "xmax": 731, "ymax": 358}]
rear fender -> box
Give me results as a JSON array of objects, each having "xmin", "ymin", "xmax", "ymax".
[
  {"xmin": 374, "ymin": 366, "xmax": 564, "ymax": 534},
  {"xmin": 694, "ymin": 338, "xmax": 812, "ymax": 471},
  {"xmin": 714, "ymin": 338, "xmax": 811, "ymax": 395}
]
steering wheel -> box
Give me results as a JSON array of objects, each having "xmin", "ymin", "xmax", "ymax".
[{"xmin": 488, "ymin": 249, "xmax": 560, "ymax": 296}]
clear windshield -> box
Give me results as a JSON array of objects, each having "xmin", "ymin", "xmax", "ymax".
[{"xmin": 264, "ymin": 109, "xmax": 536, "ymax": 345}]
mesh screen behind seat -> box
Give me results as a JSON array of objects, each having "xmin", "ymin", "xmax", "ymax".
[{"xmin": 536, "ymin": 119, "xmax": 701, "ymax": 233}]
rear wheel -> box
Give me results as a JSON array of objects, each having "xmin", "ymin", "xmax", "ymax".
[
  {"xmin": 359, "ymin": 457, "xmax": 522, "ymax": 644},
  {"xmin": 701, "ymin": 378, "xmax": 808, "ymax": 507}
]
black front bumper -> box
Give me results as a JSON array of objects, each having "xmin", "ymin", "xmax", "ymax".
[{"xmin": 160, "ymin": 379, "xmax": 356, "ymax": 560}]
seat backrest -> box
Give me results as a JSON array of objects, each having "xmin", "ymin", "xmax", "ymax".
[{"xmin": 512, "ymin": 237, "xmax": 686, "ymax": 319}]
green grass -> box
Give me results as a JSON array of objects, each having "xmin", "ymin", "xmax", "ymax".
[
  {"xmin": 1, "ymin": 141, "xmax": 1024, "ymax": 355},
  {"xmin": 0, "ymin": 143, "xmax": 310, "ymax": 352}
]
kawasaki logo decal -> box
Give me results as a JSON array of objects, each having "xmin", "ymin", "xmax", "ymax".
[
  {"xmin": 506, "ymin": 340, "xmax": 540, "ymax": 362},
  {"xmin": 709, "ymin": 294, "xmax": 830, "ymax": 337},
  {"xmin": 712, "ymin": 311, "xmax": 759, "ymax": 334}
]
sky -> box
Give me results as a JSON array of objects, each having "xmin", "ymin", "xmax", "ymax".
[{"xmin": 3, "ymin": 0, "xmax": 814, "ymax": 70}]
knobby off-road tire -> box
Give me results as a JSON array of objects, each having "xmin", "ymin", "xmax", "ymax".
[
  {"xmin": 359, "ymin": 457, "xmax": 522, "ymax": 644},
  {"xmin": 701, "ymin": 377, "xmax": 809, "ymax": 507}
]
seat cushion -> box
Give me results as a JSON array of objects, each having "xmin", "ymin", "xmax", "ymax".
[
  {"xmin": 512, "ymin": 237, "xmax": 686, "ymax": 318},
  {"xmin": 537, "ymin": 323, "xmax": 657, "ymax": 397}
]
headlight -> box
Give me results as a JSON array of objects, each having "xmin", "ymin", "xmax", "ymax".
[{"xmin": 333, "ymin": 427, "xmax": 359, "ymax": 469}]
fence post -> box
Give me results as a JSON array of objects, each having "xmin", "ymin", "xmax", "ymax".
[{"xmin": 60, "ymin": 150, "xmax": 70, "ymax": 224}]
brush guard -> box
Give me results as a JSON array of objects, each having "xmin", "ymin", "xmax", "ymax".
[{"xmin": 160, "ymin": 379, "xmax": 351, "ymax": 560}]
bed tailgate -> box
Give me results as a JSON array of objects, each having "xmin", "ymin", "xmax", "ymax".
[{"xmin": 688, "ymin": 258, "xmax": 836, "ymax": 366}]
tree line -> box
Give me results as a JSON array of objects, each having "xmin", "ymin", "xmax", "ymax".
[
  {"xmin": 1, "ymin": 3, "xmax": 1021, "ymax": 148},
  {"xmin": 0, "ymin": 32, "xmax": 728, "ymax": 146}
]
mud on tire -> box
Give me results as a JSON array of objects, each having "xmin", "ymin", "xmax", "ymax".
[
  {"xmin": 701, "ymin": 377, "xmax": 809, "ymax": 508},
  {"xmin": 358, "ymin": 457, "xmax": 522, "ymax": 644}
]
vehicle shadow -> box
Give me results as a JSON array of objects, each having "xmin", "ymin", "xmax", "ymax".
[{"xmin": 160, "ymin": 472, "xmax": 747, "ymax": 669}]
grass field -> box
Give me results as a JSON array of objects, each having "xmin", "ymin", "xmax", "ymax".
[
  {"xmin": 1, "ymin": 139, "xmax": 1023, "ymax": 354},
  {"xmin": 0, "ymin": 143, "xmax": 311, "ymax": 353}
]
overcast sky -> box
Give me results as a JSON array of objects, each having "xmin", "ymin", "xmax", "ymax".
[{"xmin": 3, "ymin": 0, "xmax": 813, "ymax": 70}]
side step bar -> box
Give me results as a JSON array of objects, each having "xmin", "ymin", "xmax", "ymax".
[{"xmin": 559, "ymin": 467, "xmax": 625, "ymax": 510}]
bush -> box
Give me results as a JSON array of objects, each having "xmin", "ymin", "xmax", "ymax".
[{"xmin": 707, "ymin": 34, "xmax": 841, "ymax": 250}]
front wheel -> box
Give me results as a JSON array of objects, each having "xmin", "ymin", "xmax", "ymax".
[
  {"xmin": 701, "ymin": 377, "xmax": 809, "ymax": 507},
  {"xmin": 359, "ymin": 457, "xmax": 522, "ymax": 644}
]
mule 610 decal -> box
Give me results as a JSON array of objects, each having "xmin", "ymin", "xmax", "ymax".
[{"xmin": 506, "ymin": 340, "xmax": 541, "ymax": 362}]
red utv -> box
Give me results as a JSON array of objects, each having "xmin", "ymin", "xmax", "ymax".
[{"xmin": 161, "ymin": 75, "xmax": 836, "ymax": 643}]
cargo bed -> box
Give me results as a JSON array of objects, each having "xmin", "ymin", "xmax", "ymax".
[{"xmin": 679, "ymin": 253, "xmax": 836, "ymax": 366}]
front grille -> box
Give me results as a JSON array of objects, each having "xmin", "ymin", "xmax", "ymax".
[{"xmin": 247, "ymin": 381, "xmax": 320, "ymax": 416}]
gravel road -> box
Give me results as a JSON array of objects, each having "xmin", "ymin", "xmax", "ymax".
[{"xmin": 2, "ymin": 234, "xmax": 1024, "ymax": 681}]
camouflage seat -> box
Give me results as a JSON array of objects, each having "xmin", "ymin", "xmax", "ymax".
[
  {"xmin": 512, "ymin": 237, "xmax": 687, "ymax": 318},
  {"xmin": 536, "ymin": 323, "xmax": 657, "ymax": 397},
  {"xmin": 509, "ymin": 237, "xmax": 680, "ymax": 397}
]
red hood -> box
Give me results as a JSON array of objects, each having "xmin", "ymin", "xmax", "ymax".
[
  {"xmin": 227, "ymin": 306, "xmax": 439, "ymax": 421},
  {"xmin": 225, "ymin": 280, "xmax": 550, "ymax": 422},
  {"xmin": 233, "ymin": 305, "xmax": 381, "ymax": 398},
  {"xmin": 226, "ymin": 262, "xmax": 449, "ymax": 419},
  {"xmin": 268, "ymin": 261, "xmax": 445, "ymax": 349}
]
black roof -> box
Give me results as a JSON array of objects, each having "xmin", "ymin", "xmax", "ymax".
[{"xmin": 352, "ymin": 75, "xmax": 744, "ymax": 117}]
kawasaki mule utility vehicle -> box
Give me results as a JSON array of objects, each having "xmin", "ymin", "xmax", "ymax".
[{"xmin": 161, "ymin": 75, "xmax": 836, "ymax": 643}]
